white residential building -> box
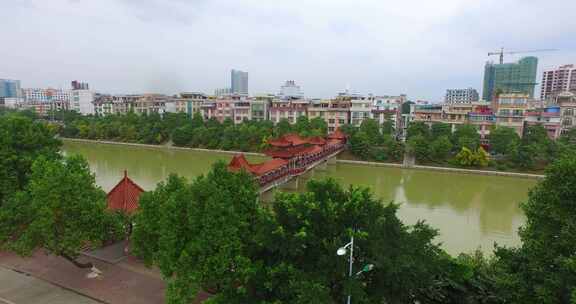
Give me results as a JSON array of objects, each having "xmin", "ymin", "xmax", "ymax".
[
  {"xmin": 541, "ymin": 64, "xmax": 576, "ymax": 101},
  {"xmin": 445, "ymin": 88, "xmax": 479, "ymax": 104}
]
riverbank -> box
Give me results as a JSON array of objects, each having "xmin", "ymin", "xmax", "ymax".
[
  {"xmin": 61, "ymin": 138, "xmax": 544, "ymax": 179},
  {"xmin": 61, "ymin": 138, "xmax": 266, "ymax": 157},
  {"xmin": 337, "ymin": 159, "xmax": 544, "ymax": 179}
]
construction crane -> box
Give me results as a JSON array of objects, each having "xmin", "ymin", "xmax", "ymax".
[{"xmin": 488, "ymin": 48, "xmax": 557, "ymax": 64}]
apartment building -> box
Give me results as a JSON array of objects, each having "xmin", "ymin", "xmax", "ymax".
[
  {"xmin": 308, "ymin": 99, "xmax": 350, "ymax": 132},
  {"xmin": 524, "ymin": 107, "xmax": 561, "ymax": 139},
  {"xmin": 93, "ymin": 94, "xmax": 140, "ymax": 116},
  {"xmin": 269, "ymin": 99, "xmax": 308, "ymax": 124},
  {"xmin": 541, "ymin": 64, "xmax": 576, "ymax": 101},
  {"xmin": 175, "ymin": 92, "xmax": 208, "ymax": 116},
  {"xmin": 557, "ymin": 92, "xmax": 576, "ymax": 136},
  {"xmin": 445, "ymin": 88, "xmax": 479, "ymax": 104},
  {"xmin": 493, "ymin": 93, "xmax": 529, "ymax": 136}
]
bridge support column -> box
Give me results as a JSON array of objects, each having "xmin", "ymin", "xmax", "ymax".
[
  {"xmin": 281, "ymin": 177, "xmax": 299, "ymax": 191},
  {"xmin": 327, "ymin": 156, "xmax": 337, "ymax": 165},
  {"xmin": 316, "ymin": 161, "xmax": 328, "ymax": 171}
]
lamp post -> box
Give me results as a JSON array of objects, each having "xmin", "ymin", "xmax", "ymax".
[
  {"xmin": 337, "ymin": 235, "xmax": 354, "ymax": 304},
  {"xmin": 337, "ymin": 235, "xmax": 374, "ymax": 304}
]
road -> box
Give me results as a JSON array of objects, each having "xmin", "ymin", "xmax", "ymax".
[{"xmin": 0, "ymin": 267, "xmax": 101, "ymax": 304}]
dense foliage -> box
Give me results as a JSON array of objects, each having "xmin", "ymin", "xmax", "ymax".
[
  {"xmin": 132, "ymin": 162, "xmax": 504, "ymax": 303},
  {"xmin": 55, "ymin": 110, "xmax": 328, "ymax": 152},
  {"xmin": 344, "ymin": 118, "xmax": 405, "ymax": 162},
  {"xmin": 0, "ymin": 112, "xmax": 125, "ymax": 268},
  {"xmin": 492, "ymin": 156, "xmax": 576, "ymax": 303},
  {"xmin": 0, "ymin": 113, "xmax": 61, "ymax": 204}
]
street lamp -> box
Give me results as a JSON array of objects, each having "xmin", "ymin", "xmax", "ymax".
[
  {"xmin": 337, "ymin": 235, "xmax": 374, "ymax": 304},
  {"xmin": 337, "ymin": 235, "xmax": 354, "ymax": 304}
]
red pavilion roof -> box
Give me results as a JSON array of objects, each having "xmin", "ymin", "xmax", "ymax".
[
  {"xmin": 307, "ymin": 136, "xmax": 326, "ymax": 145},
  {"xmin": 267, "ymin": 133, "xmax": 308, "ymax": 147},
  {"xmin": 327, "ymin": 128, "xmax": 346, "ymax": 140},
  {"xmin": 107, "ymin": 171, "xmax": 144, "ymax": 214},
  {"xmin": 264, "ymin": 145, "xmax": 324, "ymax": 159},
  {"xmin": 228, "ymin": 154, "xmax": 288, "ymax": 176}
]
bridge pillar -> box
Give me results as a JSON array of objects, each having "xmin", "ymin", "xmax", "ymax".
[
  {"xmin": 327, "ymin": 156, "xmax": 337, "ymax": 165},
  {"xmin": 315, "ymin": 161, "xmax": 328, "ymax": 171},
  {"xmin": 281, "ymin": 177, "xmax": 300, "ymax": 191}
]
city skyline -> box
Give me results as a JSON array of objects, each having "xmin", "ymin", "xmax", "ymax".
[{"xmin": 1, "ymin": 0, "xmax": 575, "ymax": 100}]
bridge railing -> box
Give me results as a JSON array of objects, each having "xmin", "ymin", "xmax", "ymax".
[{"xmin": 255, "ymin": 143, "xmax": 345, "ymax": 188}]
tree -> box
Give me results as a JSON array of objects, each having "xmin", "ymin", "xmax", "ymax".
[
  {"xmin": 349, "ymin": 131, "xmax": 371, "ymax": 160},
  {"xmin": 431, "ymin": 122, "xmax": 452, "ymax": 140},
  {"xmin": 309, "ymin": 117, "xmax": 328, "ymax": 136},
  {"xmin": 453, "ymin": 124, "xmax": 480, "ymax": 151},
  {"xmin": 407, "ymin": 134, "xmax": 430, "ymax": 163},
  {"xmin": 191, "ymin": 111, "xmax": 204, "ymax": 129},
  {"xmin": 454, "ymin": 147, "xmax": 489, "ymax": 167},
  {"xmin": 262, "ymin": 179, "xmax": 449, "ymax": 303},
  {"xmin": 276, "ymin": 118, "xmax": 292, "ymax": 136},
  {"xmin": 494, "ymin": 156, "xmax": 576, "ymax": 303},
  {"xmin": 360, "ymin": 118, "xmax": 383, "ymax": 145},
  {"xmin": 171, "ymin": 126, "xmax": 193, "ymax": 146},
  {"xmin": 0, "ymin": 155, "xmax": 124, "ymax": 268},
  {"xmin": 295, "ymin": 115, "xmax": 311, "ymax": 136},
  {"xmin": 489, "ymin": 127, "xmax": 520, "ymax": 156},
  {"xmin": 132, "ymin": 162, "xmax": 265, "ymax": 304},
  {"xmin": 407, "ymin": 121, "xmax": 430, "ymax": 140},
  {"xmin": 0, "ymin": 115, "xmax": 61, "ymax": 205},
  {"xmin": 430, "ymin": 136, "xmax": 453, "ymax": 162}
]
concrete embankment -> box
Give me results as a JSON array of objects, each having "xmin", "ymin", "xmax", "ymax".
[
  {"xmin": 336, "ymin": 159, "xmax": 545, "ymax": 179},
  {"xmin": 61, "ymin": 138, "xmax": 266, "ymax": 157}
]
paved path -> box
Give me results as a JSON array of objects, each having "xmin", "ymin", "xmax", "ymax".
[
  {"xmin": 0, "ymin": 251, "xmax": 212, "ymax": 304},
  {"xmin": 0, "ymin": 267, "xmax": 100, "ymax": 304}
]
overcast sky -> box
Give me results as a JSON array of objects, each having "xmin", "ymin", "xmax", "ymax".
[{"xmin": 1, "ymin": 0, "xmax": 575, "ymax": 100}]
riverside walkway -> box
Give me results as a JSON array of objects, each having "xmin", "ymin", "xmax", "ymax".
[{"xmin": 228, "ymin": 130, "xmax": 346, "ymax": 193}]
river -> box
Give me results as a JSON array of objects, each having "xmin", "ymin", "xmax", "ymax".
[{"xmin": 62, "ymin": 140, "xmax": 537, "ymax": 256}]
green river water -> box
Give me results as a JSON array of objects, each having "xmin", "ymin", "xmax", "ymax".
[{"xmin": 62, "ymin": 141, "xmax": 538, "ymax": 256}]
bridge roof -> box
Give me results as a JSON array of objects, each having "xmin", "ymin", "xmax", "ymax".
[
  {"xmin": 265, "ymin": 145, "xmax": 323, "ymax": 159},
  {"xmin": 268, "ymin": 133, "xmax": 308, "ymax": 147},
  {"xmin": 228, "ymin": 154, "xmax": 288, "ymax": 176}
]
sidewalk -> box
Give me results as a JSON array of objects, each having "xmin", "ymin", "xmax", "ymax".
[
  {"xmin": 0, "ymin": 267, "xmax": 100, "ymax": 304},
  {"xmin": 0, "ymin": 251, "xmax": 211, "ymax": 304}
]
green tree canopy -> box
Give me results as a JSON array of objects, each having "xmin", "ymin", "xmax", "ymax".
[
  {"xmin": 489, "ymin": 127, "xmax": 520, "ymax": 156},
  {"xmin": 132, "ymin": 162, "xmax": 265, "ymax": 304},
  {"xmin": 494, "ymin": 155, "xmax": 576, "ymax": 303},
  {"xmin": 453, "ymin": 124, "xmax": 480, "ymax": 151},
  {"xmin": 0, "ymin": 155, "xmax": 124, "ymax": 268},
  {"xmin": 431, "ymin": 122, "xmax": 452, "ymax": 140},
  {"xmin": 407, "ymin": 121, "xmax": 430, "ymax": 140},
  {"xmin": 0, "ymin": 114, "xmax": 61, "ymax": 205}
]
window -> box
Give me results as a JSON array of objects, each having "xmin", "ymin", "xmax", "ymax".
[
  {"xmin": 338, "ymin": 119, "xmax": 345, "ymax": 124},
  {"xmin": 565, "ymin": 108, "xmax": 574, "ymax": 116},
  {"xmin": 328, "ymin": 119, "xmax": 335, "ymax": 124}
]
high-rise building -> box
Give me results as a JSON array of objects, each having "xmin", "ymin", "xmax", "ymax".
[
  {"xmin": 279, "ymin": 80, "xmax": 303, "ymax": 99},
  {"xmin": 445, "ymin": 88, "xmax": 479, "ymax": 104},
  {"xmin": 70, "ymin": 81, "xmax": 94, "ymax": 115},
  {"xmin": 231, "ymin": 69, "xmax": 248, "ymax": 95},
  {"xmin": 0, "ymin": 79, "xmax": 21, "ymax": 98},
  {"xmin": 482, "ymin": 56, "xmax": 538, "ymax": 101},
  {"xmin": 540, "ymin": 64, "xmax": 576, "ymax": 101}
]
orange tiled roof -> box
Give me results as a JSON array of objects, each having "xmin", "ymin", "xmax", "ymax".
[
  {"xmin": 307, "ymin": 136, "xmax": 326, "ymax": 145},
  {"xmin": 107, "ymin": 171, "xmax": 144, "ymax": 214},
  {"xmin": 228, "ymin": 154, "xmax": 288, "ymax": 176},
  {"xmin": 328, "ymin": 128, "xmax": 346, "ymax": 140}
]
